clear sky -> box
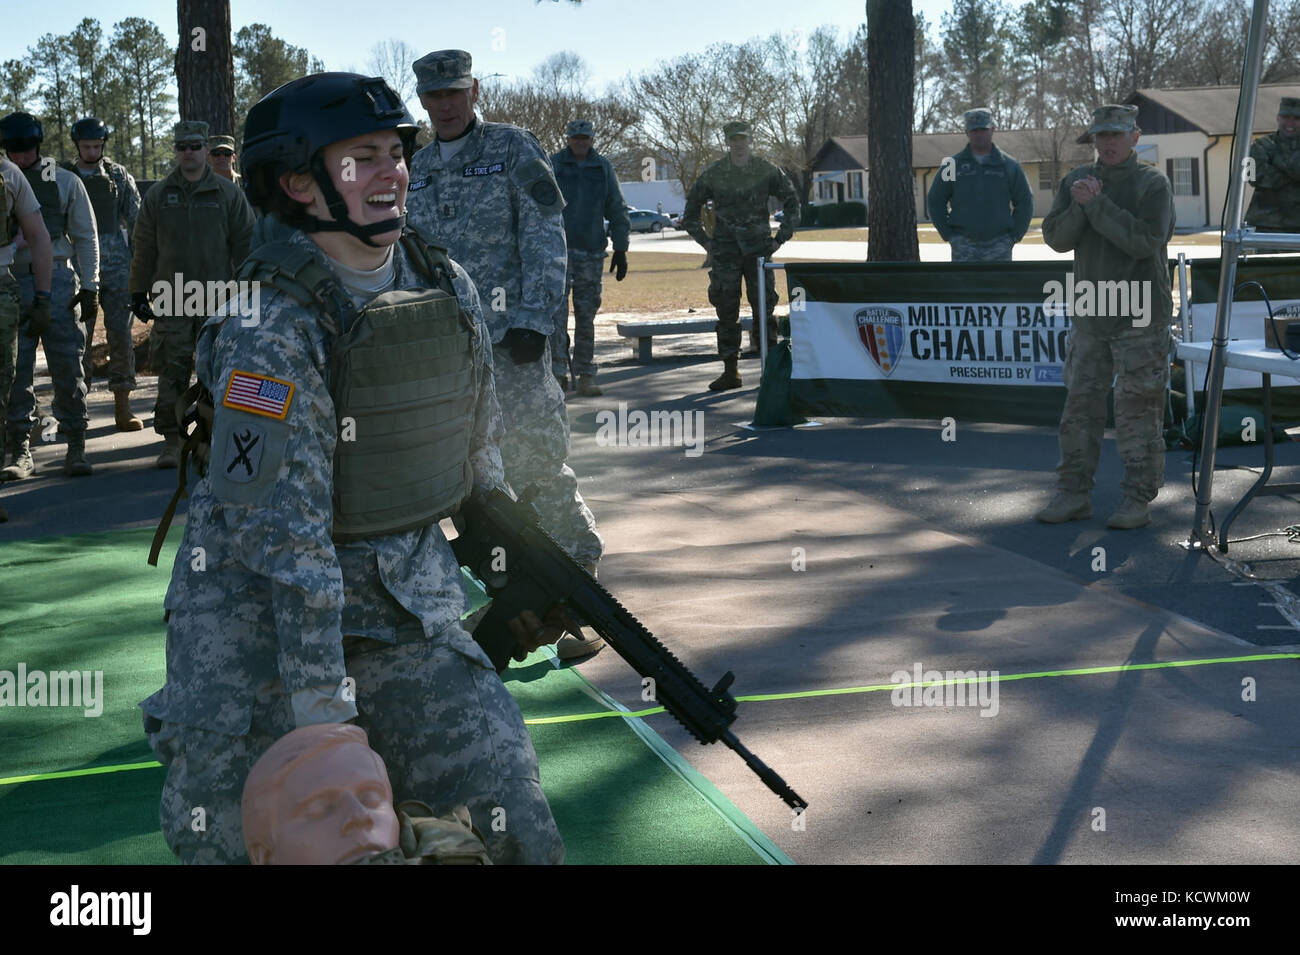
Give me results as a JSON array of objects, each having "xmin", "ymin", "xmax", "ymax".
[{"xmin": 5, "ymin": 0, "xmax": 1024, "ymax": 100}]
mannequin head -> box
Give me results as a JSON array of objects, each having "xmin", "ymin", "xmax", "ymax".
[{"xmin": 242, "ymin": 723, "xmax": 401, "ymax": 865}]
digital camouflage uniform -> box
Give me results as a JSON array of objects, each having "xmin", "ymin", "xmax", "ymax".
[
  {"xmin": 8, "ymin": 162, "xmax": 98, "ymax": 444},
  {"xmin": 0, "ymin": 159, "xmax": 38, "ymax": 468},
  {"xmin": 407, "ymin": 118, "xmax": 603, "ymax": 564},
  {"xmin": 549, "ymin": 139, "xmax": 630, "ymax": 379},
  {"xmin": 130, "ymin": 162, "xmax": 255, "ymax": 438},
  {"xmin": 1245, "ymin": 130, "xmax": 1300, "ymax": 233},
  {"xmin": 140, "ymin": 229, "xmax": 562, "ymax": 865},
  {"xmin": 1042, "ymin": 147, "xmax": 1175, "ymax": 505},
  {"xmin": 64, "ymin": 157, "xmax": 139, "ymax": 389},
  {"xmin": 682, "ymin": 151, "xmax": 800, "ymax": 358}
]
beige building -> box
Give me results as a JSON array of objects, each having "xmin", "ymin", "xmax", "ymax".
[{"xmin": 809, "ymin": 84, "xmax": 1300, "ymax": 229}]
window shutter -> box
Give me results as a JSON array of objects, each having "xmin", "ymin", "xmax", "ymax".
[
  {"xmin": 1166, "ymin": 159, "xmax": 1173, "ymax": 180},
  {"xmin": 1191, "ymin": 157, "xmax": 1200, "ymax": 196}
]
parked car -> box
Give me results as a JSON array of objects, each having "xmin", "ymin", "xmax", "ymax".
[{"xmin": 627, "ymin": 208, "xmax": 674, "ymax": 233}]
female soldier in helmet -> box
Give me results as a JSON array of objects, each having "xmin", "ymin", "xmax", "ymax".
[{"xmin": 139, "ymin": 73, "xmax": 563, "ymax": 864}]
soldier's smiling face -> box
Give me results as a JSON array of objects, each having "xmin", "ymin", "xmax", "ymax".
[
  {"xmin": 1278, "ymin": 113, "xmax": 1300, "ymax": 138},
  {"xmin": 419, "ymin": 82, "xmax": 479, "ymax": 141},
  {"xmin": 321, "ymin": 130, "xmax": 409, "ymax": 243}
]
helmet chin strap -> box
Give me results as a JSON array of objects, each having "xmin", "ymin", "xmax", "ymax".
[{"xmin": 299, "ymin": 153, "xmax": 404, "ymax": 247}]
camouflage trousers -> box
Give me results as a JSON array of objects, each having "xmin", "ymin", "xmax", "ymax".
[
  {"xmin": 90, "ymin": 231, "xmax": 135, "ymax": 392},
  {"xmin": 494, "ymin": 340, "xmax": 604, "ymax": 564},
  {"xmin": 550, "ymin": 250, "xmax": 605, "ymax": 379},
  {"xmin": 7, "ymin": 261, "xmax": 86, "ymax": 441},
  {"xmin": 0, "ymin": 270, "xmax": 18, "ymax": 461},
  {"xmin": 949, "ymin": 234, "xmax": 1014, "ymax": 262},
  {"xmin": 150, "ymin": 315, "xmax": 202, "ymax": 437},
  {"xmin": 145, "ymin": 626, "xmax": 563, "ymax": 865},
  {"xmin": 1056, "ymin": 327, "xmax": 1170, "ymax": 502},
  {"xmin": 708, "ymin": 243, "xmax": 779, "ymax": 359}
]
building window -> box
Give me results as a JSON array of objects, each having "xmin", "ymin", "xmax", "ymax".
[
  {"xmin": 1038, "ymin": 162, "xmax": 1058, "ymax": 191},
  {"xmin": 817, "ymin": 180, "xmax": 835, "ymax": 200},
  {"xmin": 1168, "ymin": 157, "xmax": 1199, "ymax": 196},
  {"xmin": 848, "ymin": 171, "xmax": 863, "ymax": 199}
]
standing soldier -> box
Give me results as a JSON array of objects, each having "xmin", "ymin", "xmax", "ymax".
[
  {"xmin": 0, "ymin": 156, "xmax": 54, "ymax": 519},
  {"xmin": 1245, "ymin": 96, "xmax": 1300, "ymax": 233},
  {"xmin": 64, "ymin": 117, "xmax": 143, "ymax": 430},
  {"xmin": 129, "ymin": 120, "xmax": 255, "ymax": 468},
  {"xmin": 682, "ymin": 120, "xmax": 800, "ymax": 392},
  {"xmin": 0, "ymin": 112, "xmax": 99, "ymax": 480},
  {"xmin": 1037, "ymin": 105, "xmax": 1175, "ymax": 530},
  {"xmin": 406, "ymin": 50, "xmax": 605, "ymax": 659},
  {"xmin": 207, "ymin": 135, "xmax": 242, "ymax": 186},
  {"xmin": 549, "ymin": 119, "xmax": 630, "ymax": 397},
  {"xmin": 927, "ymin": 108, "xmax": 1034, "ymax": 262}
]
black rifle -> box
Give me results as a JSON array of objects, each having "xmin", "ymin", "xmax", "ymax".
[{"xmin": 451, "ymin": 488, "xmax": 807, "ymax": 811}]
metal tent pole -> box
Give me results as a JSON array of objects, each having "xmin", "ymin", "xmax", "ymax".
[{"xmin": 1190, "ymin": 0, "xmax": 1271, "ymax": 547}]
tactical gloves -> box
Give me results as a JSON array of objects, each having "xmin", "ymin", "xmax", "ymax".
[
  {"xmin": 609, "ymin": 250, "xmax": 628, "ymax": 281},
  {"xmin": 500, "ymin": 326, "xmax": 547, "ymax": 365},
  {"xmin": 130, "ymin": 292, "xmax": 156, "ymax": 323},
  {"xmin": 22, "ymin": 291, "xmax": 51, "ymax": 339},
  {"xmin": 76, "ymin": 289, "xmax": 98, "ymax": 324}
]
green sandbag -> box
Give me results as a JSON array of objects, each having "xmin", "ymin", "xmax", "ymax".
[{"xmin": 752, "ymin": 338, "xmax": 807, "ymax": 427}]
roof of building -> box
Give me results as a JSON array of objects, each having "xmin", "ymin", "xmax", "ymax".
[
  {"xmin": 1128, "ymin": 84, "xmax": 1300, "ymax": 135},
  {"xmin": 814, "ymin": 131, "xmax": 1091, "ymax": 172}
]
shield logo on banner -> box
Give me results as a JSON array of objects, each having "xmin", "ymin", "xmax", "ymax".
[{"xmin": 856, "ymin": 307, "xmax": 904, "ymax": 376}]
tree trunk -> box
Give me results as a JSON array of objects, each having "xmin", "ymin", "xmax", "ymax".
[
  {"xmin": 175, "ymin": 0, "xmax": 236, "ymax": 137},
  {"xmin": 866, "ymin": 0, "xmax": 918, "ymax": 262}
]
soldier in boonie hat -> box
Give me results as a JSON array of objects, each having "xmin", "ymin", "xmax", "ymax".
[
  {"xmin": 207, "ymin": 134, "xmax": 240, "ymax": 182},
  {"xmin": 722, "ymin": 120, "xmax": 751, "ymax": 140},
  {"xmin": 413, "ymin": 49, "xmax": 475, "ymax": 94},
  {"xmin": 173, "ymin": 120, "xmax": 208, "ymax": 143},
  {"xmin": 566, "ymin": 119, "xmax": 593, "ymax": 139},
  {"xmin": 963, "ymin": 108, "xmax": 993, "ymax": 131}
]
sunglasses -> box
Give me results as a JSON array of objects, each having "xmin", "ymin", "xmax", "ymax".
[
  {"xmin": 209, "ymin": 149, "xmax": 233, "ymax": 157},
  {"xmin": 174, "ymin": 142, "xmax": 204, "ymax": 152}
]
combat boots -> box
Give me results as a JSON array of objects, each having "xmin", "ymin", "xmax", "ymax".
[
  {"xmin": 113, "ymin": 391, "xmax": 143, "ymax": 432},
  {"xmin": 556, "ymin": 563, "xmax": 606, "ymax": 660},
  {"xmin": 63, "ymin": 434, "xmax": 93, "ymax": 477},
  {"xmin": 1106, "ymin": 498, "xmax": 1151, "ymax": 530},
  {"xmin": 0, "ymin": 439, "xmax": 34, "ymax": 481},
  {"xmin": 576, "ymin": 374, "xmax": 603, "ymax": 397},
  {"xmin": 708, "ymin": 357, "xmax": 742, "ymax": 392},
  {"xmin": 1034, "ymin": 491, "xmax": 1091, "ymax": 523},
  {"xmin": 156, "ymin": 435, "xmax": 181, "ymax": 469}
]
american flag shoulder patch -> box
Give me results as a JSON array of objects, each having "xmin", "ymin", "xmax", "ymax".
[{"xmin": 223, "ymin": 370, "xmax": 295, "ymax": 420}]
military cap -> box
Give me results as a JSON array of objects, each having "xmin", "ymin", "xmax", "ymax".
[
  {"xmin": 1086, "ymin": 104, "xmax": 1138, "ymax": 137},
  {"xmin": 1278, "ymin": 97, "xmax": 1300, "ymax": 118},
  {"xmin": 413, "ymin": 50, "xmax": 474, "ymax": 94},
  {"xmin": 174, "ymin": 120, "xmax": 209, "ymax": 143},
  {"xmin": 964, "ymin": 108, "xmax": 993, "ymax": 131},
  {"xmin": 566, "ymin": 119, "xmax": 594, "ymax": 138},
  {"xmin": 209, "ymin": 134, "xmax": 237, "ymax": 152},
  {"xmin": 722, "ymin": 121, "xmax": 751, "ymax": 140}
]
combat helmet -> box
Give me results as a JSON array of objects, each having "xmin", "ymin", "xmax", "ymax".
[
  {"xmin": 71, "ymin": 117, "xmax": 110, "ymax": 142},
  {"xmin": 242, "ymin": 72, "xmax": 418, "ymax": 246},
  {"xmin": 0, "ymin": 112, "xmax": 45, "ymax": 150}
]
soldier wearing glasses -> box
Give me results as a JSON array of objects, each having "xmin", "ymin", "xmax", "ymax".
[{"xmin": 129, "ymin": 121, "xmax": 255, "ymax": 468}]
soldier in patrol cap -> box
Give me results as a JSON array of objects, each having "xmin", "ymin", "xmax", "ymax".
[
  {"xmin": 406, "ymin": 49, "xmax": 607, "ymax": 659},
  {"xmin": 129, "ymin": 120, "xmax": 255, "ymax": 468},
  {"xmin": 207, "ymin": 134, "xmax": 242, "ymax": 186},
  {"xmin": 1038, "ymin": 104, "xmax": 1175, "ymax": 530},
  {"xmin": 549, "ymin": 117, "xmax": 630, "ymax": 397},
  {"xmin": 682, "ymin": 119, "xmax": 800, "ymax": 391},
  {"xmin": 140, "ymin": 72, "xmax": 563, "ymax": 865},
  {"xmin": 927, "ymin": 108, "xmax": 1033, "ymax": 262},
  {"xmin": 65, "ymin": 117, "xmax": 143, "ymax": 429},
  {"xmin": 0, "ymin": 111, "xmax": 100, "ymax": 480},
  {"xmin": 0, "ymin": 155, "xmax": 55, "ymax": 520},
  {"xmin": 1245, "ymin": 96, "xmax": 1300, "ymax": 233}
]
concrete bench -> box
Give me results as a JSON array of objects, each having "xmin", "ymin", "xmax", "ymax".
[{"xmin": 616, "ymin": 316, "xmax": 752, "ymax": 361}]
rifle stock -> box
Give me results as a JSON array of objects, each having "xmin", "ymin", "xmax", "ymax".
[{"xmin": 451, "ymin": 488, "xmax": 807, "ymax": 811}]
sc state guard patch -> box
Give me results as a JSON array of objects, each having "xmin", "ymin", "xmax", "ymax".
[
  {"xmin": 223, "ymin": 370, "xmax": 294, "ymax": 420},
  {"xmin": 531, "ymin": 180, "xmax": 558, "ymax": 205},
  {"xmin": 513, "ymin": 156, "xmax": 564, "ymax": 215},
  {"xmin": 223, "ymin": 423, "xmax": 266, "ymax": 483}
]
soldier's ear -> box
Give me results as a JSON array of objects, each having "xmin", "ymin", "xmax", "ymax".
[{"xmin": 247, "ymin": 841, "xmax": 273, "ymax": 865}]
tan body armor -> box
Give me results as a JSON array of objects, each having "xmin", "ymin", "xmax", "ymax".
[{"xmin": 22, "ymin": 164, "xmax": 65, "ymax": 242}]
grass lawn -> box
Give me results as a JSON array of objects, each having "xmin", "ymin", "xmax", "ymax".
[{"xmin": 600, "ymin": 251, "xmax": 799, "ymax": 313}]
